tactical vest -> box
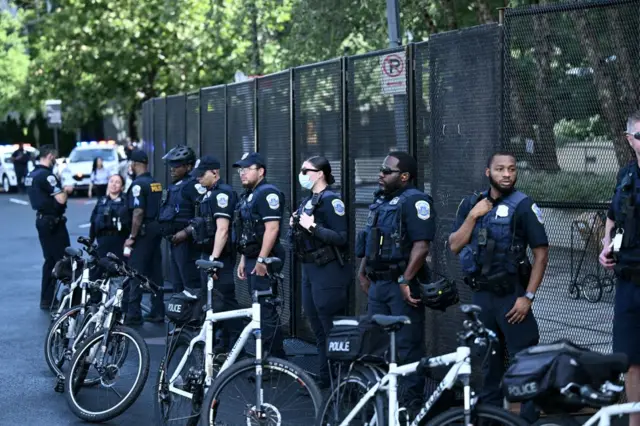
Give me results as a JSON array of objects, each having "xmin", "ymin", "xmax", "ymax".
[
  {"xmin": 292, "ymin": 190, "xmax": 338, "ymax": 256},
  {"xmin": 195, "ymin": 183, "xmax": 237, "ymax": 252},
  {"xmin": 363, "ymin": 187, "xmax": 424, "ymax": 264},
  {"xmin": 27, "ymin": 166, "xmax": 65, "ymax": 215},
  {"xmin": 93, "ymin": 196, "xmax": 129, "ymax": 233},
  {"xmin": 611, "ymin": 164, "xmax": 640, "ymax": 267},
  {"xmin": 158, "ymin": 177, "xmax": 196, "ymax": 224},
  {"xmin": 234, "ymin": 182, "xmax": 283, "ymax": 257},
  {"xmin": 458, "ymin": 190, "xmax": 528, "ymax": 278}
]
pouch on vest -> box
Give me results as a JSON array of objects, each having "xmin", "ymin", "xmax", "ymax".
[
  {"xmin": 366, "ymin": 227, "xmax": 381, "ymax": 263},
  {"xmin": 355, "ymin": 230, "xmax": 366, "ymax": 258},
  {"xmin": 459, "ymin": 245, "xmax": 478, "ymax": 275},
  {"xmin": 326, "ymin": 316, "xmax": 389, "ymax": 363}
]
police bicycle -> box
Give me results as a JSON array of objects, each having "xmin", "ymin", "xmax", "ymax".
[
  {"xmin": 316, "ymin": 304, "xmax": 527, "ymax": 426},
  {"xmin": 63, "ymin": 252, "xmax": 160, "ymax": 423},
  {"xmin": 154, "ymin": 256, "xmax": 323, "ymax": 426}
]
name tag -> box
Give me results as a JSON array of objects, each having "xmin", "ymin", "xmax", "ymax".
[
  {"xmin": 150, "ymin": 183, "xmax": 163, "ymax": 192},
  {"xmin": 612, "ymin": 231, "xmax": 624, "ymax": 252}
]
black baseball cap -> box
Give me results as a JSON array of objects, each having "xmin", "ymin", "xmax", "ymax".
[
  {"xmin": 232, "ymin": 152, "xmax": 266, "ymax": 169},
  {"xmin": 130, "ymin": 149, "xmax": 148, "ymax": 164},
  {"xmin": 192, "ymin": 155, "xmax": 222, "ymax": 178}
]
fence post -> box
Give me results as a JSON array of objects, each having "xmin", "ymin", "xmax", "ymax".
[
  {"xmin": 254, "ymin": 78, "xmax": 259, "ymax": 152},
  {"xmin": 224, "ymin": 85, "xmax": 230, "ymax": 183},
  {"xmin": 289, "ymin": 67, "xmax": 297, "ymax": 336},
  {"xmin": 407, "ymin": 42, "xmax": 419, "ymax": 187}
]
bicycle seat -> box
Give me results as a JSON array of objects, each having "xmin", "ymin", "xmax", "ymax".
[
  {"xmin": 460, "ymin": 304, "xmax": 482, "ymax": 315},
  {"xmin": 65, "ymin": 247, "xmax": 82, "ymax": 258},
  {"xmin": 372, "ymin": 314, "xmax": 411, "ymax": 329},
  {"xmin": 196, "ymin": 259, "xmax": 224, "ymax": 270}
]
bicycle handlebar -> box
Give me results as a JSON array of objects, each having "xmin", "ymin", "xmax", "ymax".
[{"xmin": 104, "ymin": 252, "xmax": 160, "ymax": 295}]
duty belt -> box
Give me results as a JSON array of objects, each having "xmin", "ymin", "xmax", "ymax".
[
  {"xmin": 365, "ymin": 261, "xmax": 406, "ymax": 282},
  {"xmin": 297, "ymin": 246, "xmax": 337, "ymax": 265},
  {"xmin": 159, "ymin": 221, "xmax": 188, "ymax": 236},
  {"xmin": 96, "ymin": 229, "xmax": 123, "ymax": 237},
  {"xmin": 37, "ymin": 213, "xmax": 65, "ymax": 222},
  {"xmin": 464, "ymin": 272, "xmax": 516, "ymax": 296},
  {"xmin": 614, "ymin": 265, "xmax": 640, "ymax": 285}
]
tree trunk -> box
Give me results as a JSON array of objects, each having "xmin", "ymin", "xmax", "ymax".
[
  {"xmin": 607, "ymin": 8, "xmax": 638, "ymax": 124},
  {"xmin": 439, "ymin": 0, "xmax": 458, "ymax": 30},
  {"xmin": 475, "ymin": 0, "xmax": 494, "ymax": 24},
  {"xmin": 531, "ymin": 7, "xmax": 561, "ymax": 172},
  {"xmin": 575, "ymin": 10, "xmax": 632, "ymax": 167}
]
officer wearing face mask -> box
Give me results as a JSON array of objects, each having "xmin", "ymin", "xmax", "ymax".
[
  {"xmin": 356, "ymin": 151, "xmax": 434, "ymax": 411},
  {"xmin": 289, "ymin": 155, "xmax": 350, "ymax": 388},
  {"xmin": 89, "ymin": 174, "xmax": 130, "ymax": 260}
]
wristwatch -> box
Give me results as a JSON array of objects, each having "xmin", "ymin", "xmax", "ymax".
[
  {"xmin": 128, "ymin": 234, "xmax": 136, "ymax": 240},
  {"xmin": 257, "ymin": 257, "xmax": 265, "ymax": 264},
  {"xmin": 397, "ymin": 275, "xmax": 407, "ymax": 285},
  {"xmin": 524, "ymin": 291, "xmax": 535, "ymax": 302}
]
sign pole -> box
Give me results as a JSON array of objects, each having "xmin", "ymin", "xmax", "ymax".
[
  {"xmin": 385, "ymin": 0, "xmax": 408, "ymax": 153},
  {"xmin": 53, "ymin": 127, "xmax": 59, "ymax": 152}
]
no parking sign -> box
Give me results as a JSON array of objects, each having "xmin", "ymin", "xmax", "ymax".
[{"xmin": 380, "ymin": 52, "xmax": 406, "ymax": 95}]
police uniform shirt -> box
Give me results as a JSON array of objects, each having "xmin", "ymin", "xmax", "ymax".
[
  {"xmin": 299, "ymin": 191, "xmax": 348, "ymax": 246},
  {"xmin": 128, "ymin": 172, "xmax": 162, "ymax": 219},
  {"xmin": 380, "ymin": 186, "xmax": 436, "ymax": 243},
  {"xmin": 251, "ymin": 180, "xmax": 284, "ymax": 225},
  {"xmin": 607, "ymin": 163, "xmax": 637, "ymax": 221},
  {"xmin": 201, "ymin": 182, "xmax": 236, "ymax": 220},
  {"xmin": 180, "ymin": 176, "xmax": 204, "ymax": 211},
  {"xmin": 453, "ymin": 192, "xmax": 548, "ymax": 249},
  {"xmin": 26, "ymin": 165, "xmax": 66, "ymax": 215}
]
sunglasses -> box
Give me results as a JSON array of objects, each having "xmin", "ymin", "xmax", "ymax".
[
  {"xmin": 300, "ymin": 168, "xmax": 320, "ymax": 175},
  {"xmin": 628, "ymin": 132, "xmax": 640, "ymax": 140},
  {"xmin": 380, "ymin": 167, "xmax": 402, "ymax": 175}
]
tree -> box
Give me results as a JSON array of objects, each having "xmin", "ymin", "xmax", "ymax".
[{"xmin": 0, "ymin": 5, "xmax": 29, "ymax": 117}]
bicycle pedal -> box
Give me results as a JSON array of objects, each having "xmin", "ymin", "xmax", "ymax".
[{"xmin": 54, "ymin": 377, "xmax": 65, "ymax": 393}]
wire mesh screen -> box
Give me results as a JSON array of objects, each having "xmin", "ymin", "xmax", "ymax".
[
  {"xmin": 426, "ymin": 24, "xmax": 503, "ymax": 357},
  {"xmin": 166, "ymin": 94, "xmax": 186, "ymax": 154},
  {"xmin": 186, "ymin": 92, "xmax": 200, "ymax": 156},
  {"xmin": 257, "ymin": 72, "xmax": 292, "ymax": 333},
  {"xmin": 414, "ymin": 42, "xmax": 432, "ymax": 196},
  {"xmin": 347, "ymin": 48, "xmax": 410, "ymax": 314},
  {"xmin": 152, "ymin": 98, "xmax": 167, "ymax": 185},
  {"xmin": 141, "ymin": 101, "xmax": 152, "ymax": 172},
  {"xmin": 200, "ymin": 86, "xmax": 227, "ymax": 177},
  {"xmin": 503, "ymin": 0, "xmax": 639, "ymax": 351},
  {"xmin": 293, "ymin": 61, "xmax": 344, "ymax": 340}
]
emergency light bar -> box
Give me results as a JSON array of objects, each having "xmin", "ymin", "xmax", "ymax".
[{"xmin": 76, "ymin": 140, "xmax": 116, "ymax": 147}]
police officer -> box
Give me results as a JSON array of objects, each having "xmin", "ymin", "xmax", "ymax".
[
  {"xmin": 449, "ymin": 151, "xmax": 548, "ymax": 423},
  {"xmin": 356, "ymin": 151, "xmax": 433, "ymax": 409},
  {"xmin": 233, "ymin": 152, "xmax": 286, "ymax": 358},
  {"xmin": 158, "ymin": 145, "xmax": 202, "ymax": 294},
  {"xmin": 290, "ymin": 155, "xmax": 349, "ymax": 388},
  {"xmin": 26, "ymin": 145, "xmax": 73, "ymax": 309},
  {"xmin": 123, "ymin": 149, "xmax": 165, "ymax": 325},
  {"xmin": 599, "ymin": 110, "xmax": 640, "ymax": 426},
  {"xmin": 189, "ymin": 155, "xmax": 241, "ymax": 350},
  {"xmin": 89, "ymin": 174, "xmax": 129, "ymax": 260}
]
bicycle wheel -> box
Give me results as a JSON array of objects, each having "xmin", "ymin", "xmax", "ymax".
[
  {"xmin": 45, "ymin": 305, "xmax": 82, "ymax": 377},
  {"xmin": 568, "ymin": 283, "xmax": 580, "ymax": 300},
  {"xmin": 316, "ymin": 364, "xmax": 385, "ymax": 426},
  {"xmin": 155, "ymin": 328, "xmax": 207, "ymax": 426},
  {"xmin": 581, "ymin": 274, "xmax": 603, "ymax": 303},
  {"xmin": 425, "ymin": 404, "xmax": 528, "ymax": 426},
  {"xmin": 200, "ymin": 356, "xmax": 322, "ymax": 425},
  {"xmin": 64, "ymin": 325, "xmax": 150, "ymax": 423},
  {"xmin": 602, "ymin": 277, "xmax": 615, "ymax": 293},
  {"xmin": 532, "ymin": 415, "xmax": 581, "ymax": 426}
]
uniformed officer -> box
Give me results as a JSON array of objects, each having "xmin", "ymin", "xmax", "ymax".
[
  {"xmin": 290, "ymin": 155, "xmax": 350, "ymax": 388},
  {"xmin": 123, "ymin": 149, "xmax": 165, "ymax": 325},
  {"xmin": 449, "ymin": 151, "xmax": 548, "ymax": 423},
  {"xmin": 233, "ymin": 152, "xmax": 286, "ymax": 358},
  {"xmin": 356, "ymin": 151, "xmax": 433, "ymax": 409},
  {"xmin": 599, "ymin": 110, "xmax": 640, "ymax": 426},
  {"xmin": 89, "ymin": 174, "xmax": 129, "ymax": 260},
  {"xmin": 26, "ymin": 145, "xmax": 74, "ymax": 309},
  {"xmin": 157, "ymin": 145, "xmax": 202, "ymax": 294},
  {"xmin": 189, "ymin": 155, "xmax": 241, "ymax": 350}
]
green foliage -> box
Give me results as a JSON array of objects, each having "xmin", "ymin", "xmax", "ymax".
[
  {"xmin": 518, "ymin": 170, "xmax": 616, "ymax": 204},
  {"xmin": 553, "ymin": 116, "xmax": 610, "ymax": 147},
  {"xmin": 0, "ymin": 6, "xmax": 29, "ymax": 117}
]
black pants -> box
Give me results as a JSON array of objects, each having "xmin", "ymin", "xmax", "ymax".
[
  {"xmin": 36, "ymin": 216, "xmax": 70, "ymax": 306},
  {"xmin": 15, "ymin": 166, "xmax": 27, "ymax": 193}
]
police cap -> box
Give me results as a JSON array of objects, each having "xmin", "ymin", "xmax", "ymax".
[
  {"xmin": 192, "ymin": 155, "xmax": 222, "ymax": 178},
  {"xmin": 130, "ymin": 149, "xmax": 148, "ymax": 164},
  {"xmin": 232, "ymin": 152, "xmax": 266, "ymax": 170}
]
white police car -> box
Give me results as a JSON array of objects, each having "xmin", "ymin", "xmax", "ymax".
[
  {"xmin": 0, "ymin": 144, "xmax": 37, "ymax": 193},
  {"xmin": 59, "ymin": 140, "xmax": 125, "ymax": 192}
]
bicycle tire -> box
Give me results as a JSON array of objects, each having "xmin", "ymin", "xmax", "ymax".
[
  {"xmin": 424, "ymin": 404, "xmax": 528, "ymax": 426},
  {"xmin": 64, "ymin": 325, "xmax": 150, "ymax": 423},
  {"xmin": 532, "ymin": 415, "xmax": 581, "ymax": 426},
  {"xmin": 582, "ymin": 274, "xmax": 603, "ymax": 303},
  {"xmin": 316, "ymin": 363, "xmax": 386, "ymax": 426},
  {"xmin": 199, "ymin": 356, "xmax": 323, "ymax": 425},
  {"xmin": 45, "ymin": 305, "xmax": 82, "ymax": 377},
  {"xmin": 568, "ymin": 284, "xmax": 580, "ymax": 300},
  {"xmin": 154, "ymin": 329, "xmax": 205, "ymax": 426}
]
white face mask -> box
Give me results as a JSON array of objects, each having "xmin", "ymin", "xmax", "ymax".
[{"xmin": 298, "ymin": 172, "xmax": 314, "ymax": 190}]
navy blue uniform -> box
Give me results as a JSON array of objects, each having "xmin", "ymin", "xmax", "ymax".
[
  {"xmin": 453, "ymin": 189, "xmax": 547, "ymax": 422},
  {"xmin": 158, "ymin": 175, "xmax": 202, "ymax": 293},
  {"xmin": 291, "ymin": 189, "xmax": 350, "ymax": 387},
  {"xmin": 26, "ymin": 165, "xmax": 71, "ymax": 307},
  {"xmin": 125, "ymin": 173, "xmax": 164, "ymax": 320},
  {"xmin": 607, "ymin": 163, "xmax": 640, "ymax": 365},
  {"xmin": 194, "ymin": 180, "xmax": 241, "ymax": 350},
  {"xmin": 235, "ymin": 180, "xmax": 286, "ymax": 358},
  {"xmin": 358, "ymin": 185, "xmax": 434, "ymax": 403},
  {"xmin": 90, "ymin": 194, "xmax": 130, "ymax": 261}
]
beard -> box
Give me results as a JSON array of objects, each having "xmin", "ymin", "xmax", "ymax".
[
  {"xmin": 381, "ymin": 179, "xmax": 402, "ymax": 196},
  {"xmin": 489, "ymin": 175, "xmax": 516, "ymax": 195}
]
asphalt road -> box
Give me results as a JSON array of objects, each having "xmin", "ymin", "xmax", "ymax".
[{"xmin": 0, "ymin": 193, "xmax": 167, "ymax": 426}]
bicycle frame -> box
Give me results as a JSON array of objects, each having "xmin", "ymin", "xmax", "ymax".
[
  {"xmin": 55, "ymin": 264, "xmax": 90, "ymax": 318},
  {"xmin": 339, "ymin": 346, "xmax": 471, "ymax": 426},
  {"xmin": 583, "ymin": 402, "xmax": 640, "ymax": 426}
]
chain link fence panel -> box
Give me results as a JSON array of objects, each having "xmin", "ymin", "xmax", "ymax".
[
  {"xmin": 186, "ymin": 92, "xmax": 200, "ymax": 156},
  {"xmin": 200, "ymin": 86, "xmax": 227, "ymax": 177},
  {"xmin": 166, "ymin": 94, "xmax": 186, "ymax": 155}
]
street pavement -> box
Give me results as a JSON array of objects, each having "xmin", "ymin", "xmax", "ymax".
[{"xmin": 0, "ymin": 193, "xmax": 167, "ymax": 426}]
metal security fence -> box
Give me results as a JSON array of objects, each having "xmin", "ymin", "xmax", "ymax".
[{"xmin": 140, "ymin": 0, "xmax": 637, "ymax": 353}]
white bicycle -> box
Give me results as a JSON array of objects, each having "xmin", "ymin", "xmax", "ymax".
[
  {"xmin": 316, "ymin": 304, "xmax": 528, "ymax": 426},
  {"xmin": 155, "ymin": 256, "xmax": 323, "ymax": 426}
]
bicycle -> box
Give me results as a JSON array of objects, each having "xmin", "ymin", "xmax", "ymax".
[
  {"xmin": 63, "ymin": 252, "xmax": 159, "ymax": 423},
  {"xmin": 316, "ymin": 304, "xmax": 528, "ymax": 426},
  {"xmin": 155, "ymin": 256, "xmax": 323, "ymax": 425}
]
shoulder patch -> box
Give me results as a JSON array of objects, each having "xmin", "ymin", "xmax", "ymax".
[
  {"xmin": 247, "ymin": 193, "xmax": 254, "ymax": 202},
  {"xmin": 531, "ymin": 203, "xmax": 544, "ymax": 224},
  {"xmin": 196, "ymin": 183, "xmax": 207, "ymax": 195},
  {"xmin": 132, "ymin": 185, "xmax": 141, "ymax": 197},
  {"xmin": 266, "ymin": 193, "xmax": 280, "ymax": 210},
  {"xmin": 47, "ymin": 175, "xmax": 57, "ymax": 187},
  {"xmin": 150, "ymin": 183, "xmax": 163, "ymax": 192},
  {"xmin": 194, "ymin": 159, "xmax": 200, "ymax": 169},
  {"xmin": 415, "ymin": 200, "xmax": 431, "ymax": 220},
  {"xmin": 216, "ymin": 193, "xmax": 229, "ymax": 208},
  {"xmin": 332, "ymin": 199, "xmax": 346, "ymax": 216}
]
